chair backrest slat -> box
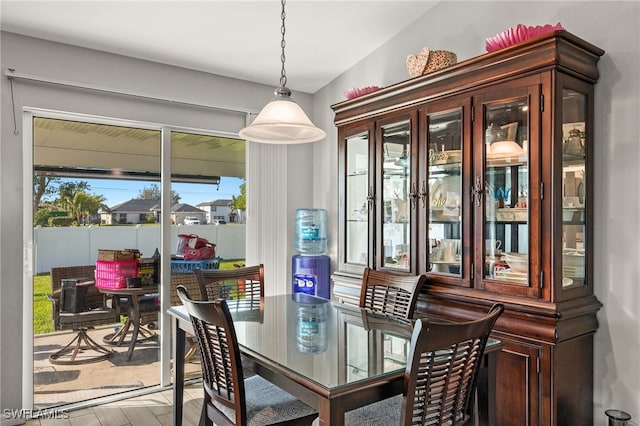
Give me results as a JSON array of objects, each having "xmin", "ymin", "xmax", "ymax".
[
  {"xmin": 402, "ymin": 303, "xmax": 504, "ymax": 426},
  {"xmin": 359, "ymin": 268, "xmax": 426, "ymax": 320},
  {"xmin": 194, "ymin": 265, "xmax": 265, "ymax": 323},
  {"xmin": 177, "ymin": 285, "xmax": 247, "ymax": 426},
  {"xmin": 170, "ymin": 273, "xmax": 201, "ymax": 305},
  {"xmin": 194, "ymin": 265, "xmax": 264, "ymax": 302}
]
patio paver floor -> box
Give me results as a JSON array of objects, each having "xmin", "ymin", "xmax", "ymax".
[{"xmin": 33, "ymin": 325, "xmax": 201, "ymax": 408}]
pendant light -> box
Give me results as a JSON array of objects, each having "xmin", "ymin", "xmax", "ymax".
[{"xmin": 239, "ymin": 0, "xmax": 326, "ymax": 144}]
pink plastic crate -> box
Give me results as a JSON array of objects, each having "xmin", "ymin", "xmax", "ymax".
[{"xmin": 95, "ymin": 259, "xmax": 139, "ymax": 289}]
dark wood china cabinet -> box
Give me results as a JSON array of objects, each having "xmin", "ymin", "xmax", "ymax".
[{"xmin": 331, "ymin": 31, "xmax": 604, "ymax": 425}]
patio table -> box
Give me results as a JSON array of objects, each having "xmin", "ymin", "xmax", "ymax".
[{"xmin": 99, "ymin": 286, "xmax": 159, "ymax": 361}]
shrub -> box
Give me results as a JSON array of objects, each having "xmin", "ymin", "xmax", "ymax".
[{"xmin": 49, "ymin": 217, "xmax": 75, "ymax": 227}]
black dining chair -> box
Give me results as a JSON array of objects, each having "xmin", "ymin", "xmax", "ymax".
[
  {"xmin": 315, "ymin": 303, "xmax": 504, "ymax": 426},
  {"xmin": 359, "ymin": 268, "xmax": 427, "ymax": 320},
  {"xmin": 176, "ymin": 285, "xmax": 317, "ymax": 426}
]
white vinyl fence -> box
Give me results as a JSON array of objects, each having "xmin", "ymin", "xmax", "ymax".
[{"xmin": 33, "ymin": 224, "xmax": 245, "ymax": 274}]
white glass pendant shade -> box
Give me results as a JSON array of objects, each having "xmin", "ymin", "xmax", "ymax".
[
  {"xmin": 240, "ymin": 94, "xmax": 326, "ymax": 144},
  {"xmin": 238, "ymin": 0, "xmax": 326, "ymax": 145}
]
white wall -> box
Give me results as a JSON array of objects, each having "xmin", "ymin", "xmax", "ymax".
[{"xmin": 313, "ymin": 1, "xmax": 640, "ymax": 423}]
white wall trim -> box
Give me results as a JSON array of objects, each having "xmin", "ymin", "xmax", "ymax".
[
  {"xmin": 6, "ymin": 68, "xmax": 259, "ymax": 117},
  {"xmin": 22, "ymin": 110, "xmax": 34, "ymax": 410}
]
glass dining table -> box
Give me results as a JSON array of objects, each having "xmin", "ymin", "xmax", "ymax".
[{"xmin": 168, "ymin": 293, "xmax": 501, "ymax": 426}]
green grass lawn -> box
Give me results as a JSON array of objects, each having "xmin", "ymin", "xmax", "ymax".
[
  {"xmin": 33, "ymin": 274, "xmax": 55, "ymax": 335},
  {"xmin": 33, "ymin": 258, "xmax": 244, "ymax": 335}
]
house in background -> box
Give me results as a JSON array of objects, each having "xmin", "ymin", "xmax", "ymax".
[
  {"xmin": 100, "ymin": 200, "xmax": 206, "ymax": 225},
  {"xmin": 197, "ymin": 199, "xmax": 237, "ymax": 223},
  {"xmin": 100, "ymin": 199, "xmax": 159, "ymax": 224},
  {"xmin": 171, "ymin": 203, "xmax": 206, "ymax": 225}
]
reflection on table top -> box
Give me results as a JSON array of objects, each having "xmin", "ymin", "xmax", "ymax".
[{"xmin": 169, "ymin": 293, "xmax": 500, "ymax": 392}]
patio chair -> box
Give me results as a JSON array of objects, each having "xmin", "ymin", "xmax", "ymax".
[
  {"xmin": 170, "ymin": 272, "xmax": 202, "ymax": 362},
  {"xmin": 176, "ymin": 285, "xmax": 317, "ymax": 426},
  {"xmin": 359, "ymin": 268, "xmax": 427, "ymax": 320},
  {"xmin": 48, "ymin": 280, "xmax": 119, "ymax": 365},
  {"xmin": 314, "ymin": 303, "xmax": 504, "ymax": 425},
  {"xmin": 194, "ymin": 264, "xmax": 264, "ymax": 302},
  {"xmin": 170, "ymin": 272, "xmax": 202, "ymax": 305},
  {"xmin": 194, "ymin": 265, "xmax": 264, "ymax": 323},
  {"xmin": 48, "ymin": 265, "xmax": 100, "ymax": 330},
  {"xmin": 48, "ymin": 264, "xmax": 154, "ymax": 328}
]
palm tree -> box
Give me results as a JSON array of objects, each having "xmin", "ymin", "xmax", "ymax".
[
  {"xmin": 72, "ymin": 192, "xmax": 107, "ymax": 224},
  {"xmin": 58, "ymin": 181, "xmax": 90, "ymax": 213}
]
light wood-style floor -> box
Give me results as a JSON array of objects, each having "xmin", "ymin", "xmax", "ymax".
[{"xmin": 24, "ymin": 382, "xmax": 204, "ymax": 426}]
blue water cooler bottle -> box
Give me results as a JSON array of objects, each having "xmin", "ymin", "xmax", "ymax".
[
  {"xmin": 294, "ymin": 208, "xmax": 327, "ymax": 254},
  {"xmin": 292, "ymin": 208, "xmax": 330, "ymax": 299}
]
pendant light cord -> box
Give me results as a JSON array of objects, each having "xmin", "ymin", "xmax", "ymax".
[{"xmin": 279, "ymin": 0, "xmax": 287, "ymax": 88}]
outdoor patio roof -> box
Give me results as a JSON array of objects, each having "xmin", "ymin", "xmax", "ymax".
[{"xmin": 33, "ymin": 117, "xmax": 245, "ymax": 181}]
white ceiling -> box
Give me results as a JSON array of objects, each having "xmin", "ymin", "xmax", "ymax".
[{"xmin": 1, "ymin": 0, "xmax": 439, "ymax": 94}]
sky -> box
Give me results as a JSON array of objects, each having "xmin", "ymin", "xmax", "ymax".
[{"xmin": 58, "ymin": 176, "xmax": 244, "ymax": 208}]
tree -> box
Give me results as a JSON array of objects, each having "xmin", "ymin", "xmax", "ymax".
[
  {"xmin": 137, "ymin": 183, "xmax": 181, "ymax": 205},
  {"xmin": 58, "ymin": 181, "xmax": 90, "ymax": 212},
  {"xmin": 33, "ymin": 202, "xmax": 56, "ymax": 226},
  {"xmin": 230, "ymin": 180, "xmax": 246, "ymax": 210},
  {"xmin": 72, "ymin": 192, "xmax": 107, "ymax": 224},
  {"xmin": 229, "ymin": 180, "xmax": 246, "ymax": 223},
  {"xmin": 43, "ymin": 180, "xmax": 107, "ymax": 225},
  {"xmin": 33, "ymin": 174, "xmax": 60, "ymax": 213}
]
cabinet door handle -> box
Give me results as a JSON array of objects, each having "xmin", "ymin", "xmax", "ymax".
[
  {"xmin": 472, "ymin": 177, "xmax": 483, "ymax": 207},
  {"xmin": 419, "ymin": 180, "xmax": 428, "ymax": 208},
  {"xmin": 366, "ymin": 186, "xmax": 375, "ymax": 210},
  {"xmin": 409, "ymin": 182, "xmax": 419, "ymax": 209}
]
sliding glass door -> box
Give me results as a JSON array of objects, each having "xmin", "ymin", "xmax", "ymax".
[
  {"xmin": 28, "ymin": 114, "xmax": 246, "ymax": 409},
  {"xmin": 31, "ymin": 116, "xmax": 162, "ymax": 407}
]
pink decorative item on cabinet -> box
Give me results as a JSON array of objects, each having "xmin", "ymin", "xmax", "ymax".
[
  {"xmin": 344, "ymin": 86, "xmax": 381, "ymax": 99},
  {"xmin": 485, "ymin": 23, "xmax": 564, "ymax": 53}
]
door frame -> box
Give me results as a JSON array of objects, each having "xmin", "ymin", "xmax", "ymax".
[{"xmin": 21, "ymin": 107, "xmax": 237, "ymax": 409}]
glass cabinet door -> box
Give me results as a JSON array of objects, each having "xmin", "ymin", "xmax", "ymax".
[
  {"xmin": 345, "ymin": 132, "xmax": 370, "ymax": 268},
  {"xmin": 561, "ymin": 89, "xmax": 587, "ymax": 289},
  {"xmin": 380, "ymin": 121, "xmax": 412, "ymax": 271},
  {"xmin": 483, "ymin": 98, "xmax": 530, "ymax": 284},
  {"xmin": 427, "ymin": 110, "xmax": 463, "ymax": 277}
]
